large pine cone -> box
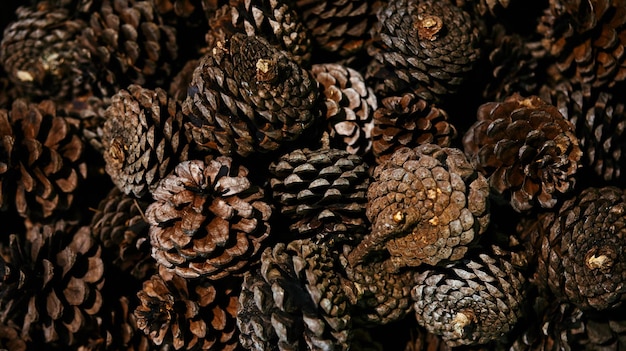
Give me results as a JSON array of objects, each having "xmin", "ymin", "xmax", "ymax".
[
  {"xmin": 183, "ymin": 33, "xmax": 320, "ymax": 157},
  {"xmin": 0, "ymin": 220, "xmax": 105, "ymax": 348},
  {"xmin": 237, "ymin": 240, "xmax": 354, "ymax": 351},
  {"xmin": 365, "ymin": 0, "xmax": 482, "ymax": 102},
  {"xmin": 146, "ymin": 157, "xmax": 272, "ymax": 280},
  {"xmin": 268, "ymin": 147, "xmax": 370, "ymax": 246},
  {"xmin": 348, "ymin": 144, "xmax": 490, "ymax": 270},
  {"xmin": 463, "ymin": 94, "xmax": 582, "ymax": 212},
  {"xmin": 0, "ymin": 99, "xmax": 87, "ymax": 221},
  {"xmin": 134, "ymin": 265, "xmax": 240, "ymax": 350},
  {"xmin": 102, "ymin": 84, "xmax": 190, "ymax": 198}
]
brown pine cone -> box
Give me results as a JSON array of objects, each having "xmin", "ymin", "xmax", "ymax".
[
  {"xmin": 268, "ymin": 147, "xmax": 370, "ymax": 246},
  {"xmin": 462, "ymin": 94, "xmax": 582, "ymax": 212},
  {"xmin": 134, "ymin": 265, "xmax": 240, "ymax": 350},
  {"xmin": 311, "ymin": 63, "xmax": 377, "ymax": 156},
  {"xmin": 60, "ymin": 94, "xmax": 111, "ymax": 155},
  {"xmin": 365, "ymin": 0, "xmax": 482, "ymax": 102},
  {"xmin": 102, "ymin": 84, "xmax": 190, "ymax": 198},
  {"xmin": 348, "ymin": 144, "xmax": 490, "ymax": 270},
  {"xmin": 237, "ymin": 240, "xmax": 354, "ymax": 351},
  {"xmin": 146, "ymin": 157, "xmax": 272, "ymax": 280},
  {"xmin": 371, "ymin": 93, "xmax": 457, "ymax": 165},
  {"xmin": 182, "ymin": 33, "xmax": 320, "ymax": 157},
  {"xmin": 0, "ymin": 99, "xmax": 87, "ymax": 221}
]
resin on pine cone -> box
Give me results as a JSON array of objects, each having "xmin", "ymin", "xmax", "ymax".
[
  {"xmin": 146, "ymin": 157, "xmax": 272, "ymax": 280},
  {"xmin": 463, "ymin": 93, "xmax": 582, "ymax": 212},
  {"xmin": 348, "ymin": 144, "xmax": 490, "ymax": 270}
]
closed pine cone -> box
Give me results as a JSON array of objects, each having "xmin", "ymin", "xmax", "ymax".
[
  {"xmin": 348, "ymin": 144, "xmax": 490, "ymax": 270},
  {"xmin": 463, "ymin": 93, "xmax": 582, "ymax": 212},
  {"xmin": 146, "ymin": 157, "xmax": 272, "ymax": 280}
]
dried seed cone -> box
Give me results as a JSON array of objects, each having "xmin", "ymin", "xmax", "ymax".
[
  {"xmin": 0, "ymin": 99, "xmax": 87, "ymax": 221},
  {"xmin": 102, "ymin": 84, "xmax": 190, "ymax": 198},
  {"xmin": 412, "ymin": 253, "xmax": 526, "ymax": 347},
  {"xmin": 348, "ymin": 144, "xmax": 490, "ymax": 270},
  {"xmin": 366, "ymin": 0, "xmax": 481, "ymax": 102},
  {"xmin": 371, "ymin": 93, "xmax": 457, "ymax": 165},
  {"xmin": 61, "ymin": 94, "xmax": 111, "ymax": 155},
  {"xmin": 237, "ymin": 240, "xmax": 353, "ymax": 351},
  {"xmin": 134, "ymin": 265, "xmax": 240, "ymax": 350},
  {"xmin": 268, "ymin": 147, "xmax": 370, "ymax": 245},
  {"xmin": 463, "ymin": 94, "xmax": 582, "ymax": 212},
  {"xmin": 183, "ymin": 33, "xmax": 320, "ymax": 157},
  {"xmin": 146, "ymin": 157, "xmax": 272, "ymax": 280},
  {"xmin": 0, "ymin": 220, "xmax": 105, "ymax": 347},
  {"xmin": 311, "ymin": 63, "xmax": 377, "ymax": 156}
]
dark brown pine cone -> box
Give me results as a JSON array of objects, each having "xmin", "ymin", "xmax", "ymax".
[
  {"xmin": 462, "ymin": 93, "xmax": 582, "ymax": 212},
  {"xmin": 412, "ymin": 252, "xmax": 526, "ymax": 347},
  {"xmin": 102, "ymin": 84, "xmax": 190, "ymax": 198},
  {"xmin": 0, "ymin": 99, "xmax": 87, "ymax": 221},
  {"xmin": 146, "ymin": 157, "xmax": 272, "ymax": 280},
  {"xmin": 237, "ymin": 240, "xmax": 354, "ymax": 351},
  {"xmin": 182, "ymin": 33, "xmax": 320, "ymax": 157},
  {"xmin": 61, "ymin": 94, "xmax": 111, "ymax": 155},
  {"xmin": 365, "ymin": 0, "xmax": 482, "ymax": 102},
  {"xmin": 537, "ymin": 0, "xmax": 626, "ymax": 89},
  {"xmin": 0, "ymin": 220, "xmax": 105, "ymax": 348},
  {"xmin": 268, "ymin": 147, "xmax": 370, "ymax": 245},
  {"xmin": 348, "ymin": 144, "xmax": 490, "ymax": 270},
  {"xmin": 371, "ymin": 93, "xmax": 457, "ymax": 165},
  {"xmin": 310, "ymin": 63, "xmax": 377, "ymax": 156},
  {"xmin": 134, "ymin": 265, "xmax": 240, "ymax": 350}
]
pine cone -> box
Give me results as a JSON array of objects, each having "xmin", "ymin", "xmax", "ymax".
[
  {"xmin": 268, "ymin": 147, "xmax": 370, "ymax": 246},
  {"xmin": 0, "ymin": 99, "xmax": 87, "ymax": 221},
  {"xmin": 371, "ymin": 93, "xmax": 457, "ymax": 165},
  {"xmin": 134, "ymin": 265, "xmax": 240, "ymax": 350},
  {"xmin": 0, "ymin": 220, "xmax": 105, "ymax": 347},
  {"xmin": 311, "ymin": 63, "xmax": 377, "ymax": 156},
  {"xmin": 102, "ymin": 84, "xmax": 190, "ymax": 198},
  {"xmin": 462, "ymin": 93, "xmax": 582, "ymax": 212},
  {"xmin": 182, "ymin": 33, "xmax": 320, "ymax": 157},
  {"xmin": 348, "ymin": 144, "xmax": 490, "ymax": 270},
  {"xmin": 412, "ymin": 252, "xmax": 526, "ymax": 347},
  {"xmin": 237, "ymin": 240, "xmax": 354, "ymax": 351},
  {"xmin": 146, "ymin": 157, "xmax": 272, "ymax": 280},
  {"xmin": 61, "ymin": 94, "xmax": 111, "ymax": 155},
  {"xmin": 365, "ymin": 0, "xmax": 482, "ymax": 102}
]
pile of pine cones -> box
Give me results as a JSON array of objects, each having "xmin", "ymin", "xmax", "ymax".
[{"xmin": 0, "ymin": 0, "xmax": 625, "ymax": 350}]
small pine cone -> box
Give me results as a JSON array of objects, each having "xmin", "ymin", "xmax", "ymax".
[
  {"xmin": 0, "ymin": 220, "xmax": 105, "ymax": 347},
  {"xmin": 348, "ymin": 144, "xmax": 490, "ymax": 270},
  {"xmin": 365, "ymin": 0, "xmax": 481, "ymax": 102},
  {"xmin": 462, "ymin": 94, "xmax": 582, "ymax": 212},
  {"xmin": 237, "ymin": 240, "xmax": 353, "ymax": 351},
  {"xmin": 537, "ymin": 0, "xmax": 626, "ymax": 89},
  {"xmin": 268, "ymin": 147, "xmax": 370, "ymax": 245},
  {"xmin": 102, "ymin": 84, "xmax": 190, "ymax": 198},
  {"xmin": 182, "ymin": 33, "xmax": 320, "ymax": 157},
  {"xmin": 0, "ymin": 99, "xmax": 87, "ymax": 220},
  {"xmin": 134, "ymin": 265, "xmax": 240, "ymax": 350},
  {"xmin": 412, "ymin": 252, "xmax": 526, "ymax": 347},
  {"xmin": 146, "ymin": 158, "xmax": 272, "ymax": 280},
  {"xmin": 371, "ymin": 93, "xmax": 457, "ymax": 165},
  {"xmin": 311, "ymin": 63, "xmax": 377, "ymax": 156}
]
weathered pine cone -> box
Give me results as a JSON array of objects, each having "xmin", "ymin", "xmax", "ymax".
[
  {"xmin": 268, "ymin": 147, "xmax": 370, "ymax": 246},
  {"xmin": 463, "ymin": 93, "xmax": 582, "ymax": 212},
  {"xmin": 182, "ymin": 33, "xmax": 320, "ymax": 157},
  {"xmin": 348, "ymin": 144, "xmax": 490, "ymax": 270},
  {"xmin": 134, "ymin": 265, "xmax": 240, "ymax": 350},
  {"xmin": 311, "ymin": 63, "xmax": 377, "ymax": 156},
  {"xmin": 0, "ymin": 99, "xmax": 87, "ymax": 221},
  {"xmin": 365, "ymin": 0, "xmax": 482, "ymax": 102},
  {"xmin": 237, "ymin": 240, "xmax": 354, "ymax": 351},
  {"xmin": 102, "ymin": 84, "xmax": 190, "ymax": 198},
  {"xmin": 146, "ymin": 157, "xmax": 272, "ymax": 280},
  {"xmin": 371, "ymin": 93, "xmax": 457, "ymax": 165}
]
